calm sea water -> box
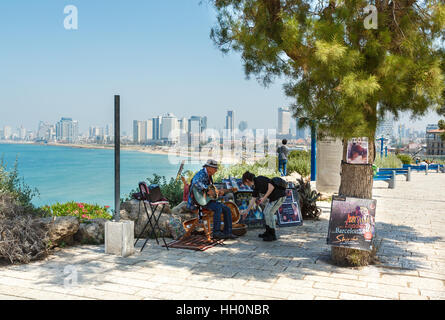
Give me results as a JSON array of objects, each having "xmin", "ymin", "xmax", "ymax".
[{"xmin": 0, "ymin": 143, "xmax": 201, "ymax": 209}]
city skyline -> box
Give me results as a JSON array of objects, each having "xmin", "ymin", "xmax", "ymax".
[{"xmin": 0, "ymin": 1, "xmax": 441, "ymax": 135}]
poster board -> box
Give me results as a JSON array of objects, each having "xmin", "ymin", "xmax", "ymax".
[
  {"xmin": 327, "ymin": 195, "xmax": 377, "ymax": 251},
  {"xmin": 347, "ymin": 137, "xmax": 369, "ymax": 164},
  {"xmin": 222, "ymin": 178, "xmax": 265, "ymax": 228},
  {"xmin": 276, "ymin": 188, "xmax": 303, "ymax": 227}
]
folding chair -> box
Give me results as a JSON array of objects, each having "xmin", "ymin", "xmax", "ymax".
[{"xmin": 134, "ymin": 182, "xmax": 170, "ymax": 251}]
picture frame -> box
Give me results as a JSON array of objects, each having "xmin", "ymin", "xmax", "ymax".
[
  {"xmin": 276, "ymin": 188, "xmax": 303, "ymax": 227},
  {"xmin": 347, "ymin": 137, "xmax": 369, "ymax": 164},
  {"xmin": 327, "ymin": 195, "xmax": 377, "ymax": 251}
]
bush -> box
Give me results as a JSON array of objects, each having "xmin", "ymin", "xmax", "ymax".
[
  {"xmin": 295, "ymin": 178, "xmax": 321, "ymax": 220},
  {"xmin": 374, "ymin": 154, "xmax": 402, "ymax": 168},
  {"xmin": 0, "ymin": 158, "xmax": 38, "ymax": 209},
  {"xmin": 213, "ymin": 156, "xmax": 280, "ymax": 182},
  {"xmin": 0, "ymin": 191, "xmax": 49, "ymax": 265},
  {"xmin": 146, "ymin": 174, "xmax": 184, "ymax": 208},
  {"xmin": 396, "ymin": 154, "xmax": 413, "ymax": 165},
  {"xmin": 41, "ymin": 202, "xmax": 112, "ymax": 223},
  {"xmin": 287, "ymin": 150, "xmax": 311, "ymax": 178}
]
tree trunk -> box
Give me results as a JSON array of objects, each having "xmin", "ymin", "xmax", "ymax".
[{"xmin": 331, "ymin": 137, "xmax": 376, "ymax": 266}]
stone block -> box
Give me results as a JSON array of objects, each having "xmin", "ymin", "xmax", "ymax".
[{"xmin": 105, "ymin": 221, "xmax": 135, "ymax": 257}]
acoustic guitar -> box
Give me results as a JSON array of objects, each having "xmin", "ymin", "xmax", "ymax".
[{"xmin": 192, "ymin": 184, "xmax": 238, "ymax": 206}]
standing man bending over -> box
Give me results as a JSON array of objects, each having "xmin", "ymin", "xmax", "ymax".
[{"xmin": 240, "ymin": 172, "xmax": 287, "ymax": 241}]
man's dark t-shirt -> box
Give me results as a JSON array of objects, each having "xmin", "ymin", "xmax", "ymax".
[{"xmin": 252, "ymin": 176, "xmax": 286, "ymax": 202}]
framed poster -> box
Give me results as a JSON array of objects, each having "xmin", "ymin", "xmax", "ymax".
[
  {"xmin": 327, "ymin": 195, "xmax": 377, "ymax": 251},
  {"xmin": 234, "ymin": 191, "xmax": 265, "ymax": 228},
  {"xmin": 347, "ymin": 137, "xmax": 368, "ymax": 164},
  {"xmin": 276, "ymin": 188, "xmax": 303, "ymax": 227}
]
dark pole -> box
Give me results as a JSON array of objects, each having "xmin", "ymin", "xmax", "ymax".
[
  {"xmin": 310, "ymin": 120, "xmax": 317, "ymax": 181},
  {"xmin": 114, "ymin": 95, "xmax": 120, "ymax": 221}
]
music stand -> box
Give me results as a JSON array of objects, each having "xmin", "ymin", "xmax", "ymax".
[{"xmin": 134, "ymin": 182, "xmax": 170, "ymax": 251}]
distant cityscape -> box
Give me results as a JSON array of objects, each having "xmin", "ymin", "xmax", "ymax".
[{"xmin": 0, "ymin": 108, "xmax": 443, "ymax": 156}]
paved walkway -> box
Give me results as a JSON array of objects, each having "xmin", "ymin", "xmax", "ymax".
[{"xmin": 0, "ymin": 172, "xmax": 444, "ymax": 300}]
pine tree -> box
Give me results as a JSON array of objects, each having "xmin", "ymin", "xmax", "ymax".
[{"xmin": 210, "ymin": 0, "xmax": 444, "ymax": 266}]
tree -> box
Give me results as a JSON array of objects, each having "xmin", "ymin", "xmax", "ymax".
[{"xmin": 209, "ymin": 0, "xmax": 445, "ymax": 265}]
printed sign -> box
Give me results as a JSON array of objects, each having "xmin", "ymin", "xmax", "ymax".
[
  {"xmin": 235, "ymin": 192, "xmax": 265, "ymax": 228},
  {"xmin": 276, "ymin": 188, "xmax": 303, "ymax": 227},
  {"xmin": 347, "ymin": 137, "xmax": 369, "ymax": 164},
  {"xmin": 327, "ymin": 195, "xmax": 377, "ymax": 251}
]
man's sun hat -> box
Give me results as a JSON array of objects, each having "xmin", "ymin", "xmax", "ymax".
[{"xmin": 203, "ymin": 159, "xmax": 219, "ymax": 169}]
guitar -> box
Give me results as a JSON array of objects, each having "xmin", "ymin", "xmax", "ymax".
[{"xmin": 192, "ymin": 184, "xmax": 238, "ymax": 206}]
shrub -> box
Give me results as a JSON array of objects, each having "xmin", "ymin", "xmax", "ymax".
[
  {"xmin": 374, "ymin": 154, "xmax": 402, "ymax": 168},
  {"xmin": 0, "ymin": 158, "xmax": 38, "ymax": 209},
  {"xmin": 396, "ymin": 154, "xmax": 413, "ymax": 165},
  {"xmin": 41, "ymin": 202, "xmax": 112, "ymax": 223},
  {"xmin": 0, "ymin": 192, "xmax": 49, "ymax": 264},
  {"xmin": 287, "ymin": 150, "xmax": 311, "ymax": 177},
  {"xmin": 146, "ymin": 174, "xmax": 184, "ymax": 208},
  {"xmin": 295, "ymin": 178, "xmax": 321, "ymax": 220},
  {"xmin": 213, "ymin": 156, "xmax": 280, "ymax": 182}
]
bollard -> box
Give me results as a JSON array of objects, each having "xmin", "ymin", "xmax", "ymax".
[
  {"xmin": 407, "ymin": 167, "xmax": 411, "ymax": 182},
  {"xmin": 389, "ymin": 170, "xmax": 396, "ymax": 189},
  {"xmin": 425, "ymin": 164, "xmax": 428, "ymax": 175}
]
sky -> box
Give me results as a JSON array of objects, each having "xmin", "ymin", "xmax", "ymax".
[{"xmin": 0, "ymin": 0, "xmax": 441, "ymax": 135}]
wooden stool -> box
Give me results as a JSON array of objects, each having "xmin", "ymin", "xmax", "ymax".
[{"xmin": 182, "ymin": 208, "xmax": 214, "ymax": 242}]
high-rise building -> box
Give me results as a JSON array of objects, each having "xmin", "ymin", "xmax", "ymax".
[
  {"xmin": 376, "ymin": 114, "xmax": 394, "ymax": 139},
  {"xmin": 3, "ymin": 126, "xmax": 12, "ymax": 140},
  {"xmin": 133, "ymin": 120, "xmax": 153, "ymax": 144},
  {"xmin": 152, "ymin": 116, "xmax": 162, "ymax": 140},
  {"xmin": 37, "ymin": 121, "xmax": 51, "ymax": 140},
  {"xmin": 161, "ymin": 113, "xmax": 178, "ymax": 142},
  {"xmin": 225, "ymin": 110, "xmax": 235, "ymax": 133},
  {"xmin": 238, "ymin": 121, "xmax": 248, "ymax": 131},
  {"xmin": 295, "ymin": 118, "xmax": 307, "ymax": 140},
  {"xmin": 56, "ymin": 118, "xmax": 78, "ymax": 143},
  {"xmin": 278, "ymin": 107, "xmax": 291, "ymax": 135},
  {"xmin": 178, "ymin": 117, "xmax": 188, "ymax": 133}
]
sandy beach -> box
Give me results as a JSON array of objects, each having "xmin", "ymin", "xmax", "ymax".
[{"xmin": 1, "ymin": 141, "xmax": 265, "ymax": 165}]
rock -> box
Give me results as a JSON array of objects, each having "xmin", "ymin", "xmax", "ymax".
[
  {"xmin": 74, "ymin": 218, "xmax": 108, "ymax": 245},
  {"xmin": 38, "ymin": 216, "xmax": 80, "ymax": 248}
]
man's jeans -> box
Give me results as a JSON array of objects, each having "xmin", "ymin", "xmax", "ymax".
[
  {"xmin": 263, "ymin": 196, "xmax": 286, "ymax": 229},
  {"xmin": 205, "ymin": 200, "xmax": 232, "ymax": 235},
  {"xmin": 278, "ymin": 159, "xmax": 287, "ymax": 176}
]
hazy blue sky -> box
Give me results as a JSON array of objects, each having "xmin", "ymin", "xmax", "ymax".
[{"xmin": 0, "ymin": 0, "xmax": 440, "ymax": 134}]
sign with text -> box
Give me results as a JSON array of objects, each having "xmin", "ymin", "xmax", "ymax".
[
  {"xmin": 276, "ymin": 188, "xmax": 303, "ymax": 227},
  {"xmin": 327, "ymin": 196, "xmax": 377, "ymax": 251}
]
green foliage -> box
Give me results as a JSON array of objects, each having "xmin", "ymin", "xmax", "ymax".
[
  {"xmin": 210, "ymin": 0, "xmax": 445, "ymax": 141},
  {"xmin": 374, "ymin": 154, "xmax": 403, "ymax": 169},
  {"xmin": 439, "ymin": 119, "xmax": 445, "ymax": 141},
  {"xmin": 295, "ymin": 178, "xmax": 321, "ymax": 220},
  {"xmin": 213, "ymin": 156, "xmax": 280, "ymax": 182},
  {"xmin": 396, "ymin": 154, "xmax": 413, "ymax": 165},
  {"xmin": 41, "ymin": 202, "xmax": 112, "ymax": 223},
  {"xmin": 287, "ymin": 150, "xmax": 311, "ymax": 177},
  {"xmin": 0, "ymin": 157, "xmax": 38, "ymax": 209},
  {"xmin": 146, "ymin": 174, "xmax": 184, "ymax": 208}
]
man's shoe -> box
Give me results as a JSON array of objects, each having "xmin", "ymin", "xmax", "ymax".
[
  {"xmin": 225, "ymin": 233, "xmax": 238, "ymax": 240},
  {"xmin": 212, "ymin": 231, "xmax": 225, "ymax": 240},
  {"xmin": 258, "ymin": 225, "xmax": 271, "ymax": 238},
  {"xmin": 263, "ymin": 228, "xmax": 277, "ymax": 241}
]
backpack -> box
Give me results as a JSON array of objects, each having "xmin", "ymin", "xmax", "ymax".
[{"xmin": 271, "ymin": 177, "xmax": 288, "ymax": 190}]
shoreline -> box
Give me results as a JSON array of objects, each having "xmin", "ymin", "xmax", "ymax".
[{"xmin": 0, "ymin": 141, "xmax": 265, "ymax": 165}]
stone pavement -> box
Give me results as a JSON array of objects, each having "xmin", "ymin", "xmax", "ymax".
[{"xmin": 0, "ymin": 172, "xmax": 444, "ymax": 300}]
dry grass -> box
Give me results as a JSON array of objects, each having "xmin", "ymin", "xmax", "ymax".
[{"xmin": 0, "ymin": 192, "xmax": 49, "ymax": 264}]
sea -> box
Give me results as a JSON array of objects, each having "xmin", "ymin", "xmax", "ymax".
[{"xmin": 0, "ymin": 143, "xmax": 201, "ymax": 209}]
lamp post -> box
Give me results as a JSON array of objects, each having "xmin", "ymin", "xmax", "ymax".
[
  {"xmin": 114, "ymin": 95, "xmax": 120, "ymax": 221},
  {"xmin": 310, "ymin": 120, "xmax": 317, "ymax": 181}
]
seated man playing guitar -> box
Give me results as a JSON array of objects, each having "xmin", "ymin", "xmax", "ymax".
[{"xmin": 187, "ymin": 159, "xmax": 238, "ymax": 240}]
